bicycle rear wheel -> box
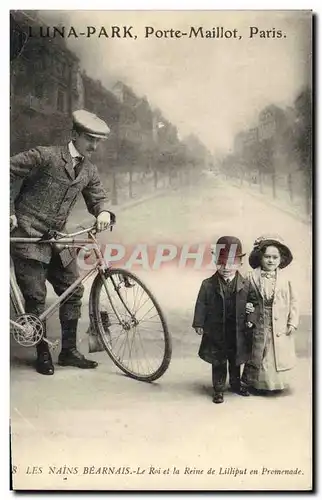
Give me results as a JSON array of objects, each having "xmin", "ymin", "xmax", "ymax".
[{"xmin": 89, "ymin": 268, "xmax": 172, "ymax": 382}]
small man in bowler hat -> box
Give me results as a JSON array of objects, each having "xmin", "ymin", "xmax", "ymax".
[
  {"xmin": 10, "ymin": 109, "xmax": 114, "ymax": 376},
  {"xmin": 192, "ymin": 236, "xmax": 257, "ymax": 403}
]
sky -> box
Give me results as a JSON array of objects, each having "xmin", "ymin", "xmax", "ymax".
[{"xmin": 39, "ymin": 10, "xmax": 311, "ymax": 155}]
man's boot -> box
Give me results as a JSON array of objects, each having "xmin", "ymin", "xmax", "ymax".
[{"xmin": 58, "ymin": 319, "xmax": 98, "ymax": 369}]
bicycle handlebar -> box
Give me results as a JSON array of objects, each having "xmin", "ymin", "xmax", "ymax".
[
  {"xmin": 10, "ymin": 223, "xmax": 114, "ymax": 244},
  {"xmin": 53, "ymin": 225, "xmax": 98, "ymax": 238},
  {"xmin": 53, "ymin": 221, "xmax": 115, "ymax": 238}
]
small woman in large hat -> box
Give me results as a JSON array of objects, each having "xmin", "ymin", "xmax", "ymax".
[{"xmin": 242, "ymin": 235, "xmax": 299, "ymax": 393}]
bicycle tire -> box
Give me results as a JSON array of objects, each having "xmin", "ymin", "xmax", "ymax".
[
  {"xmin": 10, "ymin": 292, "xmax": 20, "ymax": 317},
  {"xmin": 89, "ymin": 268, "xmax": 172, "ymax": 382},
  {"xmin": 10, "ymin": 284, "xmax": 23, "ymax": 317}
]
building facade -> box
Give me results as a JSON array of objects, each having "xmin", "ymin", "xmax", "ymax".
[{"xmin": 10, "ymin": 10, "xmax": 83, "ymax": 153}]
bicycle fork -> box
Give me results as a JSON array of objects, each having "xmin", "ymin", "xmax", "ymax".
[{"xmin": 102, "ymin": 271, "xmax": 139, "ymax": 328}]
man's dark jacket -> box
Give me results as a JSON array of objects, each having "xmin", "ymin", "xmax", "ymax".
[
  {"xmin": 192, "ymin": 272, "xmax": 257, "ymax": 366},
  {"xmin": 10, "ymin": 145, "xmax": 110, "ymax": 263}
]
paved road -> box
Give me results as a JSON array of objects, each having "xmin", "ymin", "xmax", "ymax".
[{"xmin": 10, "ymin": 177, "xmax": 312, "ymax": 491}]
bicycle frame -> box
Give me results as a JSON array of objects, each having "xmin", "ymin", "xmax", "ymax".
[
  {"xmin": 10, "ymin": 225, "xmax": 173, "ymax": 381},
  {"xmin": 10, "ymin": 225, "xmax": 127, "ymax": 327}
]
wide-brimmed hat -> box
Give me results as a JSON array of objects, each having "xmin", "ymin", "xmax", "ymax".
[
  {"xmin": 211, "ymin": 236, "xmax": 246, "ymax": 261},
  {"xmin": 249, "ymin": 235, "xmax": 293, "ymax": 269}
]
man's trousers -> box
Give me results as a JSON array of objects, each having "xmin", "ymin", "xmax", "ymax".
[{"xmin": 11, "ymin": 252, "xmax": 84, "ymax": 322}]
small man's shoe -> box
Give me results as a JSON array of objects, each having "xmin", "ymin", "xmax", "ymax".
[
  {"xmin": 230, "ymin": 384, "xmax": 250, "ymax": 397},
  {"xmin": 58, "ymin": 348, "xmax": 98, "ymax": 369},
  {"xmin": 212, "ymin": 392, "xmax": 224, "ymax": 404},
  {"xmin": 36, "ymin": 350, "xmax": 54, "ymax": 375},
  {"xmin": 239, "ymin": 385, "xmax": 250, "ymax": 396}
]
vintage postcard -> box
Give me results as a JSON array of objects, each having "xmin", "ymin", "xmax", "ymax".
[{"xmin": 9, "ymin": 9, "xmax": 313, "ymax": 491}]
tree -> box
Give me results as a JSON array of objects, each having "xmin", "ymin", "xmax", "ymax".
[{"xmin": 293, "ymin": 87, "xmax": 312, "ymax": 215}]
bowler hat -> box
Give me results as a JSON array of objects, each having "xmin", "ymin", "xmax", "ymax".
[
  {"xmin": 211, "ymin": 235, "xmax": 246, "ymax": 260},
  {"xmin": 249, "ymin": 235, "xmax": 293, "ymax": 269},
  {"xmin": 72, "ymin": 110, "xmax": 110, "ymax": 139}
]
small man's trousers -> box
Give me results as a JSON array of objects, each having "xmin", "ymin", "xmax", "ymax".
[{"xmin": 212, "ymin": 353, "xmax": 241, "ymax": 392}]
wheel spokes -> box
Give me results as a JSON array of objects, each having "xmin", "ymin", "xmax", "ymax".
[{"xmin": 98, "ymin": 273, "xmax": 168, "ymax": 377}]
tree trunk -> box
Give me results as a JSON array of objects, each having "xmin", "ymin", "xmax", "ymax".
[
  {"xmin": 168, "ymin": 166, "xmax": 172, "ymax": 187},
  {"xmin": 111, "ymin": 171, "xmax": 118, "ymax": 205},
  {"xmin": 154, "ymin": 169, "xmax": 158, "ymax": 189},
  {"xmin": 129, "ymin": 168, "xmax": 133, "ymax": 199},
  {"xmin": 271, "ymin": 171, "xmax": 277, "ymax": 199},
  {"xmin": 305, "ymin": 169, "xmax": 312, "ymax": 217},
  {"xmin": 287, "ymin": 173, "xmax": 294, "ymax": 203},
  {"xmin": 259, "ymin": 171, "xmax": 264, "ymax": 194}
]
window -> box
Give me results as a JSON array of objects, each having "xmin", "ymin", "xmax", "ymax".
[
  {"xmin": 57, "ymin": 88, "xmax": 65, "ymax": 112},
  {"xmin": 34, "ymin": 81, "xmax": 44, "ymax": 99},
  {"xmin": 55, "ymin": 60, "xmax": 63, "ymax": 77},
  {"xmin": 62, "ymin": 62, "xmax": 69, "ymax": 80}
]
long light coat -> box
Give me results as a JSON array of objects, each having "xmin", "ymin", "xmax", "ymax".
[
  {"xmin": 10, "ymin": 145, "xmax": 110, "ymax": 263},
  {"xmin": 249, "ymin": 268, "xmax": 299, "ymax": 372}
]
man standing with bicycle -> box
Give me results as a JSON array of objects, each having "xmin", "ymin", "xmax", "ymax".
[{"xmin": 10, "ymin": 110, "xmax": 114, "ymax": 376}]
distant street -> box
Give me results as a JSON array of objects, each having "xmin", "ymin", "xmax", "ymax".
[{"xmin": 10, "ymin": 176, "xmax": 312, "ymax": 491}]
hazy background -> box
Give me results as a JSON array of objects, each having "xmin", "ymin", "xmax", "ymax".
[
  {"xmin": 40, "ymin": 10, "xmax": 311, "ymax": 154},
  {"xmin": 10, "ymin": 10, "xmax": 313, "ymax": 491}
]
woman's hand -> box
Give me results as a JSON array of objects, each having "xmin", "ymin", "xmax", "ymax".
[
  {"xmin": 195, "ymin": 327, "xmax": 204, "ymax": 336},
  {"xmin": 246, "ymin": 302, "xmax": 255, "ymax": 314},
  {"xmin": 286, "ymin": 325, "xmax": 295, "ymax": 336}
]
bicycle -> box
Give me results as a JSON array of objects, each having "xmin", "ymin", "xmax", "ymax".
[{"xmin": 10, "ymin": 224, "xmax": 172, "ymax": 382}]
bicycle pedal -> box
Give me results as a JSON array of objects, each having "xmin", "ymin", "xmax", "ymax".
[{"xmin": 43, "ymin": 338, "xmax": 59, "ymax": 350}]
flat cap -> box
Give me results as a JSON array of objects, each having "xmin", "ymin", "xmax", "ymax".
[{"xmin": 72, "ymin": 109, "xmax": 110, "ymax": 139}]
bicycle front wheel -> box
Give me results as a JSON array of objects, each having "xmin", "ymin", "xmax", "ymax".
[{"xmin": 89, "ymin": 268, "xmax": 172, "ymax": 382}]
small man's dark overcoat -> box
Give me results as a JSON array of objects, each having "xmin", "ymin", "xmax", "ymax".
[{"xmin": 192, "ymin": 272, "xmax": 257, "ymax": 366}]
